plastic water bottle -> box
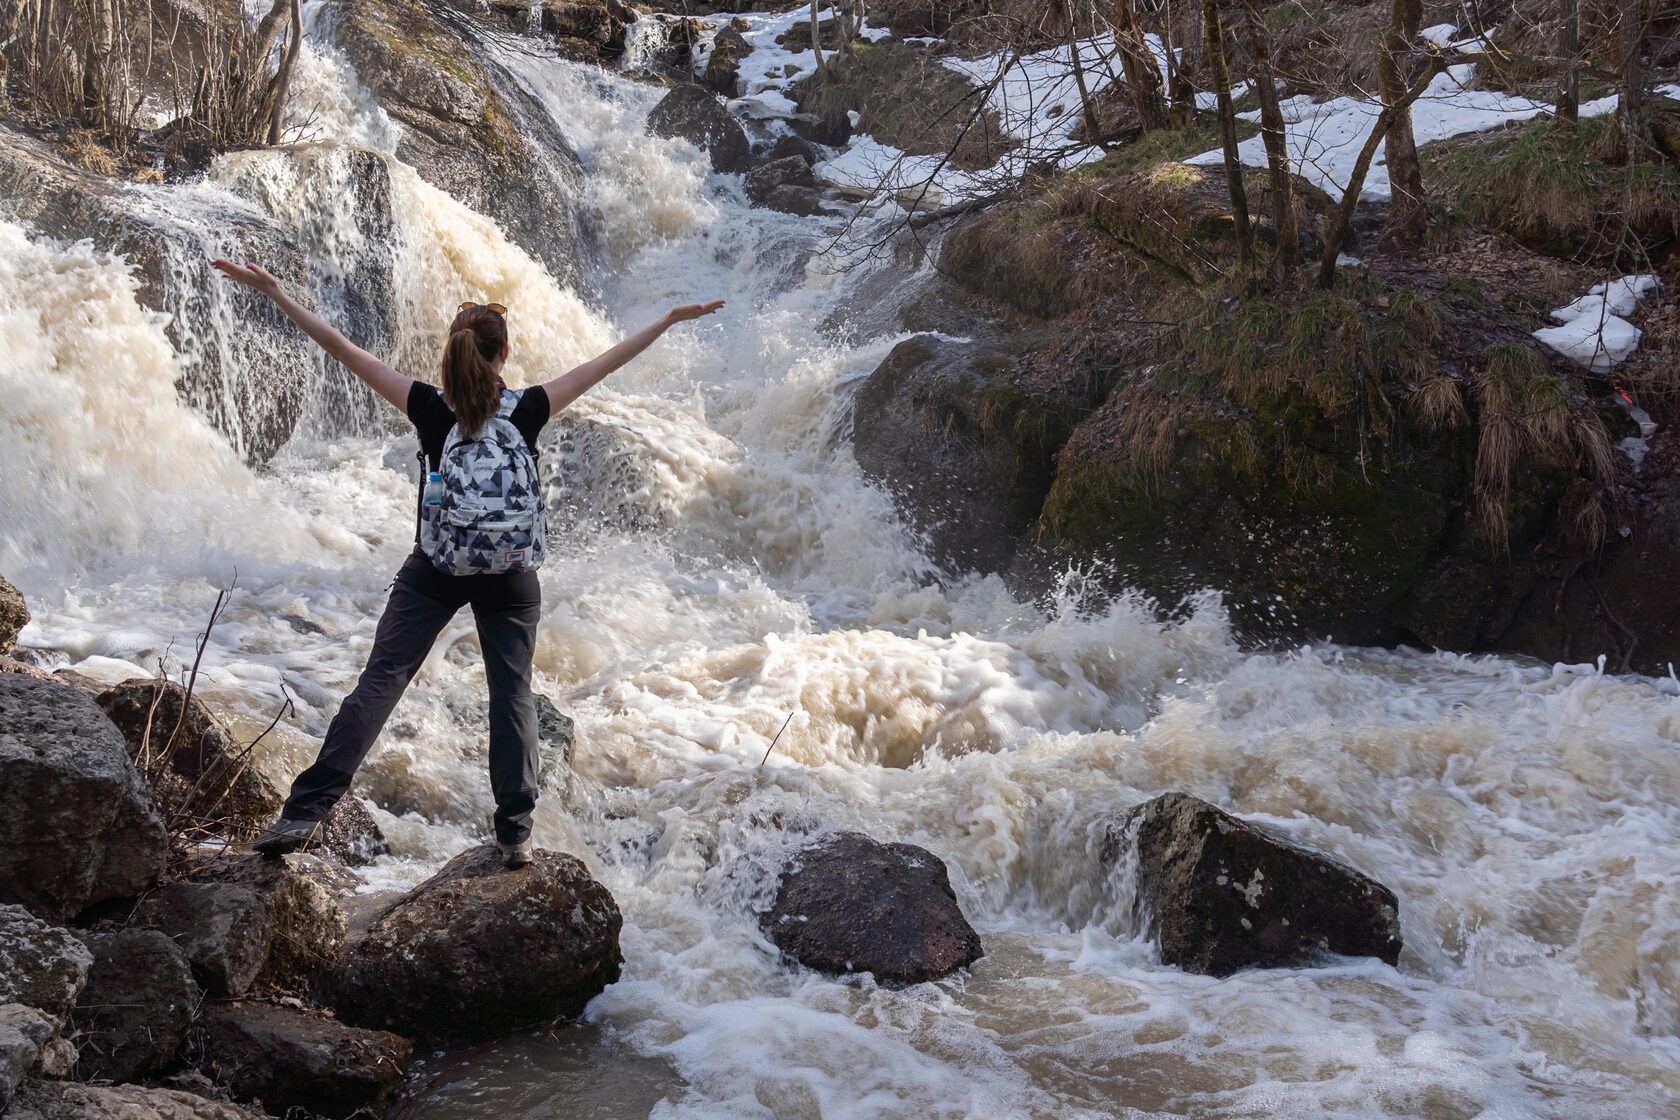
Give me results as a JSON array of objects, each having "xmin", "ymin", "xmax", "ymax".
[{"xmin": 423, "ymin": 471, "xmax": 445, "ymax": 508}]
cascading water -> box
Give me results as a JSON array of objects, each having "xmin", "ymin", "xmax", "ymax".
[{"xmin": 3, "ymin": 9, "xmax": 1679, "ymax": 1119}]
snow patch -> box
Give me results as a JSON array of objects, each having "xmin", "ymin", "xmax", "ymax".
[{"xmin": 1532, "ymin": 274, "xmax": 1660, "ymax": 372}]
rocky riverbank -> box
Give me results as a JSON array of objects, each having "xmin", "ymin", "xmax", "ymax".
[{"xmin": 0, "ymin": 575, "xmax": 1411, "ymax": 1117}]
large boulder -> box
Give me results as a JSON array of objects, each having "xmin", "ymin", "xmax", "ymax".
[
  {"xmin": 0, "ymin": 576, "xmax": 27, "ymax": 655},
  {"xmin": 132, "ymin": 854, "xmax": 347, "ymax": 999},
  {"xmin": 1106, "ymin": 793, "xmax": 1403, "ymax": 976},
  {"xmin": 0, "ymin": 1005, "xmax": 55, "ymax": 1114},
  {"xmin": 0, "ymin": 906, "xmax": 92, "ymax": 1030},
  {"xmin": 0, "ymin": 676, "xmax": 169, "ymax": 921},
  {"xmin": 97, "ymin": 680, "xmax": 284, "ymax": 842},
  {"xmin": 7, "ymin": 1080, "xmax": 264, "ymax": 1120},
  {"xmin": 763, "ymin": 832, "xmax": 983, "ymax": 984},
  {"xmin": 334, "ymin": 846, "xmax": 622, "ymax": 1043},
  {"xmin": 646, "ymin": 84, "xmax": 752, "ymax": 173},
  {"xmin": 130, "ymin": 883, "xmax": 271, "ymax": 999},
  {"xmin": 185, "ymin": 1002, "xmax": 410, "ymax": 1120},
  {"xmin": 70, "ymin": 929, "xmax": 199, "ymax": 1083},
  {"xmin": 192, "ymin": 855, "xmax": 348, "ymax": 998},
  {"xmin": 335, "ymin": 0, "xmax": 588, "ymax": 285},
  {"xmin": 745, "ymin": 156, "xmax": 823, "ymax": 216},
  {"xmin": 851, "ymin": 332, "xmax": 1072, "ymax": 573}
]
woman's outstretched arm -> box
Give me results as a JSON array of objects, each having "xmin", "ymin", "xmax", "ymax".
[
  {"xmin": 212, "ymin": 260, "xmax": 413, "ymax": 410},
  {"xmin": 543, "ymin": 301, "xmax": 725, "ymax": 413}
]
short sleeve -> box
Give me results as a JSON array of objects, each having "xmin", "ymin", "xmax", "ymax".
[
  {"xmin": 511, "ymin": 386, "xmax": 552, "ymax": 450},
  {"xmin": 407, "ymin": 382, "xmax": 454, "ymax": 467}
]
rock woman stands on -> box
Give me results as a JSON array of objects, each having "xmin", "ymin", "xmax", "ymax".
[{"xmin": 212, "ymin": 259, "xmax": 723, "ymax": 867}]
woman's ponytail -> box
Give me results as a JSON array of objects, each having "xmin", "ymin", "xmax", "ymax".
[{"xmin": 440, "ymin": 304, "xmax": 507, "ymax": 437}]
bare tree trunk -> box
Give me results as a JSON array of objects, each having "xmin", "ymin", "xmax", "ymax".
[
  {"xmin": 1378, "ymin": 0, "xmax": 1427, "ymax": 248},
  {"xmin": 1610, "ymin": 0, "xmax": 1650, "ymax": 161},
  {"xmin": 82, "ymin": 0, "xmax": 116, "ymax": 129},
  {"xmin": 1203, "ymin": 0, "xmax": 1253, "ymax": 269},
  {"xmin": 1319, "ymin": 51, "xmax": 1449, "ymax": 288},
  {"xmin": 1113, "ymin": 0, "xmax": 1169, "ymax": 131},
  {"xmin": 266, "ymin": 0, "xmax": 302, "ymax": 145},
  {"xmin": 811, "ymin": 0, "xmax": 829, "ymax": 79},
  {"xmin": 1065, "ymin": 0, "xmax": 1104, "ymax": 140},
  {"xmin": 1241, "ymin": 3, "xmax": 1298, "ymax": 278},
  {"xmin": 1557, "ymin": 0, "xmax": 1580, "ymax": 122}
]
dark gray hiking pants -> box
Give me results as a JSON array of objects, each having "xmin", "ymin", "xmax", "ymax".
[{"xmin": 283, "ymin": 551, "xmax": 542, "ymax": 845}]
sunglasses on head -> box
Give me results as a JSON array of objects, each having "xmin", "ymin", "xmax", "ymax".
[{"xmin": 458, "ymin": 301, "xmax": 508, "ymax": 315}]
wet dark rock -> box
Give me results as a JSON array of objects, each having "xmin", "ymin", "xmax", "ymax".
[
  {"xmin": 0, "ymin": 908, "xmax": 93, "ymax": 1031},
  {"xmin": 0, "ymin": 1005, "xmax": 54, "ymax": 1115},
  {"xmin": 70, "ymin": 929, "xmax": 199, "ymax": 1083},
  {"xmin": 764, "ymin": 133, "xmax": 822, "ymax": 166},
  {"xmin": 0, "ymin": 676, "xmax": 169, "ymax": 922},
  {"xmin": 130, "ymin": 882, "xmax": 271, "ymax": 998},
  {"xmin": 0, "ymin": 127, "xmax": 313, "ymax": 463},
  {"xmin": 789, "ymin": 109, "xmax": 853, "ymax": 147},
  {"xmin": 535, "ymin": 694, "xmax": 578, "ymax": 796},
  {"xmin": 7, "ymin": 1080, "xmax": 264, "ymax": 1120},
  {"xmin": 186, "ymin": 1002, "xmax": 410, "ymax": 1120},
  {"xmin": 646, "ymin": 84, "xmax": 752, "ymax": 173},
  {"xmin": 0, "ymin": 576, "xmax": 27, "ymax": 655},
  {"xmin": 1105, "ymin": 793, "xmax": 1403, "ymax": 977},
  {"xmin": 746, "ymin": 156, "xmax": 823, "ymax": 215},
  {"xmin": 702, "ymin": 27, "xmax": 751, "ymax": 95},
  {"xmin": 335, "ymin": 0, "xmax": 588, "ymax": 286},
  {"xmin": 97, "ymin": 679, "xmax": 285, "ymax": 842},
  {"xmin": 335, "ymin": 846, "xmax": 622, "ymax": 1043},
  {"xmin": 323, "ymin": 796, "xmax": 390, "ymax": 867},
  {"xmin": 851, "ymin": 332, "xmax": 1072, "ymax": 574},
  {"xmin": 764, "ymin": 832, "xmax": 983, "ymax": 984}
]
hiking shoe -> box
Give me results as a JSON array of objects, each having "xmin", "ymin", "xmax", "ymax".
[
  {"xmin": 252, "ymin": 818, "xmax": 325, "ymax": 857},
  {"xmin": 497, "ymin": 839, "xmax": 534, "ymax": 869}
]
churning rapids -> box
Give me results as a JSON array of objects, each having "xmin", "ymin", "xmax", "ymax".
[{"xmin": 4, "ymin": 9, "xmax": 1680, "ymax": 1119}]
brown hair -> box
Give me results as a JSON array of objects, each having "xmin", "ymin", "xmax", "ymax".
[{"xmin": 441, "ymin": 304, "xmax": 507, "ymax": 437}]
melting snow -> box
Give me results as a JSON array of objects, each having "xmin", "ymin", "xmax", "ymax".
[{"xmin": 1533, "ymin": 274, "xmax": 1661, "ymax": 372}]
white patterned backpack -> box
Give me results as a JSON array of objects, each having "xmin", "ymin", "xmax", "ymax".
[{"xmin": 420, "ymin": 389, "xmax": 546, "ymax": 575}]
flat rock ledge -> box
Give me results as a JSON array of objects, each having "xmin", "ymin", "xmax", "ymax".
[
  {"xmin": 1106, "ymin": 792, "xmax": 1403, "ymax": 976},
  {"xmin": 334, "ymin": 846, "xmax": 623, "ymax": 1044},
  {"xmin": 763, "ymin": 832, "xmax": 984, "ymax": 985}
]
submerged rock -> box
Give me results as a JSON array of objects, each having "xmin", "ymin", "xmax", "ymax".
[
  {"xmin": 70, "ymin": 928, "xmax": 199, "ymax": 1083},
  {"xmin": 335, "ymin": 846, "xmax": 622, "ymax": 1043},
  {"xmin": 97, "ymin": 679, "xmax": 284, "ymax": 842},
  {"xmin": 646, "ymin": 84, "xmax": 752, "ymax": 173},
  {"xmin": 1107, "ymin": 793, "xmax": 1403, "ymax": 976},
  {"xmin": 0, "ymin": 576, "xmax": 27, "ymax": 655},
  {"xmin": 0, "ymin": 906, "xmax": 93, "ymax": 1030},
  {"xmin": 7, "ymin": 1080, "xmax": 263, "ymax": 1120},
  {"xmin": 764, "ymin": 832, "xmax": 983, "ymax": 984},
  {"xmin": 186, "ymin": 1002, "xmax": 410, "ymax": 1120},
  {"xmin": 0, "ymin": 676, "xmax": 169, "ymax": 921}
]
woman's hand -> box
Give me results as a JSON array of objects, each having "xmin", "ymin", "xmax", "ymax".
[
  {"xmin": 666, "ymin": 300, "xmax": 726, "ymax": 324},
  {"xmin": 211, "ymin": 259, "xmax": 283, "ymax": 300}
]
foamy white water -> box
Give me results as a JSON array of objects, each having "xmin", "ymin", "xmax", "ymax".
[{"xmin": 4, "ymin": 14, "xmax": 1680, "ymax": 1120}]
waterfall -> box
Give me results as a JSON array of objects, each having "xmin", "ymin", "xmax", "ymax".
[{"xmin": 3, "ymin": 8, "xmax": 1679, "ymax": 1119}]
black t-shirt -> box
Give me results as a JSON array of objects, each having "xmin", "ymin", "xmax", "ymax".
[{"xmin": 407, "ymin": 382, "xmax": 551, "ymax": 542}]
